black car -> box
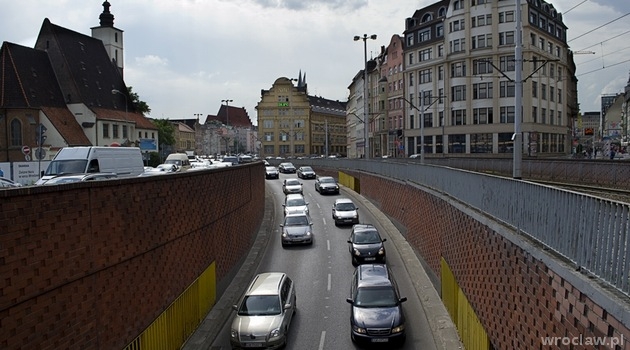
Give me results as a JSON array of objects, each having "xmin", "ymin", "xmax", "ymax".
[
  {"xmin": 265, "ymin": 166, "xmax": 279, "ymax": 179},
  {"xmin": 347, "ymin": 224, "xmax": 386, "ymax": 266},
  {"xmin": 315, "ymin": 176, "xmax": 339, "ymax": 194},
  {"xmin": 297, "ymin": 166, "xmax": 316, "ymax": 179},
  {"xmin": 278, "ymin": 162, "xmax": 296, "ymax": 173},
  {"xmin": 346, "ymin": 264, "xmax": 407, "ymax": 346}
]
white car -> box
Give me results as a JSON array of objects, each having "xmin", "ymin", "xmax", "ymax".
[{"xmin": 282, "ymin": 178, "xmax": 303, "ymax": 194}]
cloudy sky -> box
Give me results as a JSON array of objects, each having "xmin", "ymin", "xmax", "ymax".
[{"xmin": 1, "ymin": 0, "xmax": 628, "ymax": 124}]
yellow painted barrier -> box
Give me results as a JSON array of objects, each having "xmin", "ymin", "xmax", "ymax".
[
  {"xmin": 441, "ymin": 258, "xmax": 489, "ymax": 350},
  {"xmin": 123, "ymin": 262, "xmax": 216, "ymax": 350},
  {"xmin": 338, "ymin": 171, "xmax": 359, "ymax": 192}
]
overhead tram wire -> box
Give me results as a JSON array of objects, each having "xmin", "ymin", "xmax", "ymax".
[
  {"xmin": 577, "ymin": 58, "xmax": 630, "ymax": 77},
  {"xmin": 574, "ymin": 29, "xmax": 630, "ymax": 52},
  {"xmin": 568, "ymin": 12, "xmax": 630, "ymax": 42},
  {"xmin": 577, "ymin": 45, "xmax": 630, "ymax": 66},
  {"xmin": 562, "ymin": 0, "xmax": 589, "ymax": 15}
]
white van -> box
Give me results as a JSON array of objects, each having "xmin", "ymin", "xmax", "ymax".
[
  {"xmin": 164, "ymin": 153, "xmax": 191, "ymax": 171},
  {"xmin": 36, "ymin": 146, "xmax": 144, "ymax": 185}
]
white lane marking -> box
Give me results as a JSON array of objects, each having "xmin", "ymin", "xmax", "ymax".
[
  {"xmin": 326, "ymin": 240, "xmax": 330, "ymax": 251},
  {"xmin": 318, "ymin": 331, "xmax": 326, "ymax": 350},
  {"xmin": 327, "ymin": 273, "xmax": 331, "ymax": 291},
  {"xmin": 322, "ymin": 218, "xmax": 326, "ymax": 226}
]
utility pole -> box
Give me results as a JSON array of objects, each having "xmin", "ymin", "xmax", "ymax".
[{"xmin": 513, "ymin": 0, "xmax": 523, "ymax": 179}]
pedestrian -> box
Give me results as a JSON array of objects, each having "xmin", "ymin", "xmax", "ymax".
[{"xmin": 610, "ymin": 146, "xmax": 616, "ymax": 160}]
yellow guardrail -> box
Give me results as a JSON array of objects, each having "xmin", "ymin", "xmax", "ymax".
[
  {"xmin": 339, "ymin": 171, "xmax": 359, "ymax": 192},
  {"xmin": 123, "ymin": 262, "xmax": 216, "ymax": 350},
  {"xmin": 441, "ymin": 258, "xmax": 489, "ymax": 350}
]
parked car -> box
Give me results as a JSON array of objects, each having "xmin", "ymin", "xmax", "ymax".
[
  {"xmin": 156, "ymin": 163, "xmax": 179, "ymax": 172},
  {"xmin": 283, "ymin": 193, "xmax": 309, "ymax": 216},
  {"xmin": 332, "ymin": 198, "xmax": 359, "ymax": 226},
  {"xmin": 265, "ymin": 166, "xmax": 279, "ymax": 179},
  {"xmin": 278, "ymin": 162, "xmax": 296, "ymax": 173},
  {"xmin": 230, "ymin": 272, "xmax": 297, "ymax": 349},
  {"xmin": 43, "ymin": 172, "xmax": 118, "ymax": 185},
  {"xmin": 280, "ymin": 212, "xmax": 313, "ymax": 246},
  {"xmin": 347, "ymin": 224, "xmax": 386, "ymax": 265},
  {"xmin": 296, "ymin": 166, "xmax": 316, "ymax": 179},
  {"xmin": 315, "ymin": 176, "xmax": 339, "ymax": 194},
  {"xmin": 409, "ymin": 154, "xmax": 421, "ymax": 158},
  {"xmin": 222, "ymin": 155, "xmax": 239, "ymax": 165},
  {"xmin": 282, "ymin": 178, "xmax": 303, "ymax": 195},
  {"xmin": 346, "ymin": 264, "xmax": 407, "ymax": 346},
  {"xmin": 0, "ymin": 177, "xmax": 23, "ymax": 188}
]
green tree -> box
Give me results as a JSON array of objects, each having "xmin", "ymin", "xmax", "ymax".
[{"xmin": 127, "ymin": 86, "xmax": 151, "ymax": 115}]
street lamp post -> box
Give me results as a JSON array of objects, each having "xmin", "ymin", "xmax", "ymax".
[
  {"xmin": 354, "ymin": 34, "xmax": 377, "ymax": 159},
  {"xmin": 111, "ymin": 89, "xmax": 130, "ymax": 146},
  {"xmin": 221, "ymin": 99, "xmax": 233, "ymax": 154}
]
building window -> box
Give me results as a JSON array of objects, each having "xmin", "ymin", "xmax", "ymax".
[
  {"xmin": 419, "ymin": 48, "xmax": 432, "ymax": 61},
  {"xmin": 541, "ymin": 84, "xmax": 547, "ymax": 100},
  {"xmin": 541, "ymin": 108, "xmax": 547, "ymax": 123},
  {"xmin": 532, "ymin": 106, "xmax": 538, "ymax": 123},
  {"xmin": 550, "ymin": 110, "xmax": 555, "ymax": 125},
  {"xmin": 264, "ymin": 132, "xmax": 274, "ymax": 141},
  {"xmin": 472, "ymin": 34, "xmax": 492, "ymax": 49},
  {"xmin": 10, "ymin": 119, "xmax": 22, "ymax": 146},
  {"xmin": 102, "ymin": 123, "xmax": 110, "ymax": 138},
  {"xmin": 451, "ymin": 61, "xmax": 467, "ymax": 77},
  {"xmin": 499, "ymin": 31, "xmax": 515, "ymax": 45},
  {"xmin": 406, "ymin": 34, "xmax": 414, "ymax": 46},
  {"xmin": 453, "ymin": 0, "xmax": 464, "ymax": 10},
  {"xmin": 263, "ymin": 120, "xmax": 274, "ymax": 129},
  {"xmin": 420, "ymin": 69, "xmax": 432, "ymax": 84},
  {"xmin": 113, "ymin": 124, "xmax": 119, "ymax": 138},
  {"xmin": 451, "ymin": 85, "xmax": 467, "ymax": 101},
  {"xmin": 473, "ymin": 107, "xmax": 493, "ymax": 124},
  {"xmin": 437, "ymin": 24, "xmax": 444, "ymax": 37},
  {"xmin": 438, "ymin": 66, "xmax": 444, "ymax": 80},
  {"xmin": 471, "ymin": 133, "xmax": 492, "ymax": 153},
  {"xmin": 532, "ymin": 81, "xmax": 538, "ymax": 97},
  {"xmin": 499, "ymin": 11, "xmax": 514, "ymax": 23},
  {"xmin": 409, "ymin": 73, "xmax": 414, "ymax": 86},
  {"xmin": 558, "ymin": 88, "xmax": 562, "ymax": 103},
  {"xmin": 500, "ymin": 55, "xmax": 515, "ymax": 71},
  {"xmin": 473, "ymin": 82, "xmax": 493, "ymax": 99},
  {"xmin": 498, "ymin": 133, "xmax": 513, "ymax": 153},
  {"xmin": 450, "ymin": 19, "xmax": 466, "ymax": 32},
  {"xmin": 550, "ymin": 86, "xmax": 555, "ymax": 102},
  {"xmin": 451, "ymin": 109, "xmax": 466, "ymax": 125},
  {"xmin": 473, "ymin": 59, "xmax": 492, "ymax": 74},
  {"xmin": 449, "ymin": 38, "xmax": 466, "ymax": 53},
  {"xmin": 500, "ymin": 106, "xmax": 515, "ymax": 123},
  {"xmin": 408, "ymin": 52, "xmax": 414, "ymax": 65},
  {"xmin": 419, "ymin": 29, "xmax": 431, "ymax": 42},
  {"xmin": 500, "ymin": 81, "xmax": 515, "ymax": 97},
  {"xmin": 438, "ymin": 44, "xmax": 444, "ymax": 57}
]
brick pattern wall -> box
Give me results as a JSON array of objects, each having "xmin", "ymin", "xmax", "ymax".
[
  {"xmin": 320, "ymin": 169, "xmax": 629, "ymax": 349},
  {"xmin": 0, "ymin": 164, "xmax": 265, "ymax": 349}
]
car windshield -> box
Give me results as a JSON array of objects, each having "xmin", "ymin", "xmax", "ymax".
[
  {"xmin": 353, "ymin": 230, "xmax": 381, "ymax": 244},
  {"xmin": 301, "ymin": 167, "xmax": 313, "ymax": 172},
  {"xmin": 285, "ymin": 215, "xmax": 309, "ymax": 226},
  {"xmin": 355, "ymin": 287, "xmax": 398, "ymax": 308},
  {"xmin": 285, "ymin": 179, "xmax": 300, "ymax": 186},
  {"xmin": 44, "ymin": 160, "xmax": 87, "ymax": 176},
  {"xmin": 238, "ymin": 295, "xmax": 282, "ymax": 316},
  {"xmin": 320, "ymin": 177, "xmax": 335, "ymax": 183},
  {"xmin": 266, "ymin": 167, "xmax": 276, "ymax": 171},
  {"xmin": 286, "ymin": 198, "xmax": 306, "ymax": 206},
  {"xmin": 336, "ymin": 203, "xmax": 355, "ymax": 211}
]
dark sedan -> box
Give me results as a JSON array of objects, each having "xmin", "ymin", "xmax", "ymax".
[
  {"xmin": 278, "ymin": 162, "xmax": 296, "ymax": 173},
  {"xmin": 280, "ymin": 212, "xmax": 313, "ymax": 246},
  {"xmin": 347, "ymin": 224, "xmax": 386, "ymax": 266},
  {"xmin": 315, "ymin": 176, "xmax": 339, "ymax": 194},
  {"xmin": 297, "ymin": 166, "xmax": 316, "ymax": 179},
  {"xmin": 346, "ymin": 264, "xmax": 407, "ymax": 346}
]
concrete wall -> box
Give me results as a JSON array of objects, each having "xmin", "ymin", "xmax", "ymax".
[{"xmin": 0, "ymin": 163, "xmax": 264, "ymax": 349}]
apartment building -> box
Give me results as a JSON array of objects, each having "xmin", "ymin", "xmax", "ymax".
[{"xmin": 400, "ymin": 0, "xmax": 577, "ymax": 156}]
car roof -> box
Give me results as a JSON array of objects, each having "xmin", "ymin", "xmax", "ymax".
[
  {"xmin": 352, "ymin": 224, "xmax": 377, "ymax": 232},
  {"xmin": 285, "ymin": 193, "xmax": 304, "ymax": 200},
  {"xmin": 246, "ymin": 272, "xmax": 286, "ymax": 296},
  {"xmin": 356, "ymin": 264, "xmax": 392, "ymax": 288},
  {"xmin": 335, "ymin": 198, "xmax": 354, "ymax": 204}
]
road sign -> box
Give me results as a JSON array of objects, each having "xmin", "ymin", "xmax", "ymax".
[
  {"xmin": 22, "ymin": 145, "xmax": 31, "ymax": 155},
  {"xmin": 36, "ymin": 147, "xmax": 47, "ymax": 160}
]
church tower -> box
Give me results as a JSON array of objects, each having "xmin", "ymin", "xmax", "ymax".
[{"xmin": 91, "ymin": 1, "xmax": 124, "ymax": 77}]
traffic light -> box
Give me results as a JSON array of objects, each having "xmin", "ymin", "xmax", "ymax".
[{"xmin": 35, "ymin": 123, "xmax": 47, "ymax": 146}]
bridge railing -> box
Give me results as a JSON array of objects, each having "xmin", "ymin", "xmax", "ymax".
[{"xmin": 288, "ymin": 158, "xmax": 630, "ymax": 296}]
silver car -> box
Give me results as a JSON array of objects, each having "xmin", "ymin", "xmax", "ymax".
[
  {"xmin": 283, "ymin": 194, "xmax": 309, "ymax": 216},
  {"xmin": 230, "ymin": 272, "xmax": 296, "ymax": 349},
  {"xmin": 332, "ymin": 198, "xmax": 359, "ymax": 226},
  {"xmin": 280, "ymin": 212, "xmax": 313, "ymax": 246},
  {"xmin": 282, "ymin": 178, "xmax": 303, "ymax": 194}
]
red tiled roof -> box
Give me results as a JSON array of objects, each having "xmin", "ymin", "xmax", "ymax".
[
  {"xmin": 41, "ymin": 106, "xmax": 92, "ymax": 146},
  {"xmin": 92, "ymin": 107, "xmax": 157, "ymax": 130},
  {"xmin": 216, "ymin": 105, "xmax": 253, "ymax": 128}
]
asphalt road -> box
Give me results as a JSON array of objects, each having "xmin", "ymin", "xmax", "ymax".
[{"xmin": 183, "ymin": 171, "xmax": 461, "ymax": 350}]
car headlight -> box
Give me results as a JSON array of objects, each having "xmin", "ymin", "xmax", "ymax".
[
  {"xmin": 353, "ymin": 249, "xmax": 361, "ymax": 256},
  {"xmin": 230, "ymin": 329, "xmax": 238, "ymax": 339},
  {"xmin": 282, "ymin": 231, "xmax": 288, "ymax": 237},
  {"xmin": 269, "ymin": 327, "xmax": 281, "ymax": 339},
  {"xmin": 352, "ymin": 214, "xmax": 358, "ymax": 219},
  {"xmin": 378, "ymin": 247, "xmax": 385, "ymax": 255},
  {"xmin": 352, "ymin": 325, "xmax": 367, "ymax": 334},
  {"xmin": 391, "ymin": 324, "xmax": 405, "ymax": 333},
  {"xmin": 306, "ymin": 231, "xmax": 312, "ymax": 236}
]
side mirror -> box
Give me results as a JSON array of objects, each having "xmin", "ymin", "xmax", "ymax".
[
  {"xmin": 382, "ymin": 238, "xmax": 387, "ymax": 242},
  {"xmin": 399, "ymin": 297, "xmax": 408, "ymax": 303},
  {"xmin": 346, "ymin": 298, "xmax": 354, "ymax": 304},
  {"xmin": 279, "ymin": 224, "xmax": 284, "ymax": 227},
  {"xmin": 232, "ymin": 304, "xmax": 238, "ymax": 311},
  {"xmin": 282, "ymin": 204, "xmax": 286, "ymax": 207},
  {"xmin": 347, "ymin": 240, "xmax": 352, "ymax": 244},
  {"xmin": 283, "ymin": 303, "xmax": 292, "ymax": 310}
]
